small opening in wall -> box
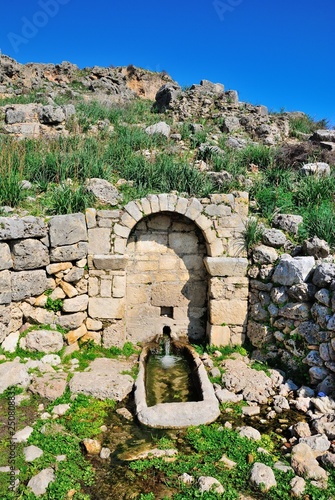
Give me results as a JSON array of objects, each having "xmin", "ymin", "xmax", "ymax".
[
  {"xmin": 163, "ymin": 325, "xmax": 171, "ymax": 336},
  {"xmin": 160, "ymin": 306, "xmax": 173, "ymax": 318}
]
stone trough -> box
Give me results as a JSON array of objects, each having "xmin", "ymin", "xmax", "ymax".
[{"xmin": 134, "ymin": 342, "xmax": 220, "ymax": 428}]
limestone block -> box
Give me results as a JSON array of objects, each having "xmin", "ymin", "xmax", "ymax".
[
  {"xmin": 102, "ymin": 321, "xmax": 125, "ymax": 348},
  {"xmin": 247, "ymin": 321, "xmax": 273, "ymax": 348},
  {"xmin": 272, "ymin": 255, "xmax": 315, "ymax": 285},
  {"xmin": 209, "ymin": 299, "xmax": 248, "ymax": 326},
  {"xmin": 49, "ymin": 213, "xmax": 87, "ymax": 247},
  {"xmin": 208, "ymin": 324, "xmax": 231, "ymax": 346},
  {"xmin": 126, "ymin": 285, "xmax": 148, "ymax": 304},
  {"xmin": 205, "ymin": 205, "xmax": 232, "ymax": 217},
  {"xmin": 169, "ymin": 232, "xmax": 198, "ymax": 254},
  {"xmin": 89, "ymin": 298, "xmax": 124, "ymax": 319},
  {"xmin": 147, "ymin": 194, "xmax": 160, "ymax": 212},
  {"xmin": 86, "ymin": 318, "xmax": 102, "ymax": 331},
  {"xmin": 173, "ymin": 306, "xmax": 188, "ymax": 320},
  {"xmin": 113, "ymin": 276, "xmax": 126, "ymax": 298},
  {"xmin": 0, "ymin": 270, "xmax": 11, "ymax": 304},
  {"xmin": 185, "ymin": 198, "xmax": 203, "ymax": 220},
  {"xmin": 203, "ymin": 228, "xmax": 217, "ymax": 244},
  {"xmin": 88, "ymin": 277, "xmax": 99, "ymax": 297},
  {"xmin": 167, "ymin": 194, "xmax": 178, "ymax": 211},
  {"xmin": 160, "ymin": 255, "xmax": 180, "ymax": 270},
  {"xmin": 207, "ymin": 238, "xmax": 224, "ymax": 257},
  {"xmin": 114, "ymin": 237, "xmax": 127, "ymax": 254},
  {"xmin": 253, "ymin": 245, "xmax": 278, "ymax": 265},
  {"xmin": 120, "ymin": 211, "xmax": 137, "ymax": 229},
  {"xmin": 56, "ymin": 312, "xmax": 87, "ymax": 330},
  {"xmin": 113, "ymin": 224, "xmax": 131, "ymax": 238},
  {"xmin": 194, "ymin": 214, "xmax": 212, "ymax": 231},
  {"xmin": 156, "ymin": 193, "xmax": 168, "ymax": 211},
  {"xmin": 204, "ymin": 257, "xmax": 248, "ymax": 277},
  {"xmin": 124, "ymin": 201, "xmax": 142, "ymax": 221},
  {"xmin": 81, "ymin": 331, "xmax": 101, "ymax": 344},
  {"xmin": 25, "ymin": 330, "xmax": 63, "ymax": 353},
  {"xmin": 62, "ymin": 294, "xmax": 88, "ymax": 313},
  {"xmin": 151, "ymin": 283, "xmax": 189, "ymax": 307},
  {"xmin": 47, "ymin": 262, "xmax": 72, "ymax": 275},
  {"xmin": 209, "ymin": 277, "xmax": 248, "ymax": 300},
  {"xmin": 50, "ymin": 287, "xmax": 66, "ymax": 300},
  {"xmin": 134, "ymin": 260, "xmax": 159, "ymax": 272},
  {"xmin": 0, "ymin": 216, "xmax": 47, "ymax": 240},
  {"xmin": 100, "ymin": 278, "xmax": 112, "ymax": 297},
  {"xmin": 127, "ymin": 273, "xmax": 153, "ymax": 284},
  {"xmin": 65, "ymin": 324, "xmax": 87, "ymax": 344},
  {"xmin": 218, "ymin": 214, "xmax": 245, "ymax": 230},
  {"xmin": 85, "ymin": 208, "xmax": 96, "ymax": 229},
  {"xmin": 140, "ymin": 197, "xmax": 152, "ymax": 215},
  {"xmin": 0, "ymin": 243, "xmax": 12, "ymax": 270},
  {"xmin": 136, "ymin": 234, "xmax": 168, "ymax": 253},
  {"xmin": 154, "ymin": 271, "xmax": 180, "ymax": 282},
  {"xmin": 186, "ymin": 281, "xmax": 207, "ymax": 307},
  {"xmin": 63, "ymin": 267, "xmax": 84, "ymax": 283},
  {"xmin": 88, "ymin": 228, "xmax": 111, "ymax": 254},
  {"xmin": 147, "ymin": 214, "xmax": 171, "ymax": 230},
  {"xmin": 60, "ymin": 281, "xmax": 78, "ymax": 298},
  {"xmin": 175, "ymin": 197, "xmax": 189, "ymax": 215},
  {"xmin": 11, "ymin": 270, "xmax": 47, "ymax": 301},
  {"xmin": 50, "ymin": 242, "xmax": 88, "ymax": 263},
  {"xmin": 98, "ymin": 219, "xmax": 112, "ymax": 228},
  {"xmin": 11, "ymin": 239, "xmax": 49, "ymax": 270},
  {"xmin": 93, "ymin": 255, "xmax": 128, "ymax": 270}
]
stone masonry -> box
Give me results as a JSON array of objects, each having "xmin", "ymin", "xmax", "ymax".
[{"xmin": 0, "ymin": 192, "xmax": 249, "ymax": 352}]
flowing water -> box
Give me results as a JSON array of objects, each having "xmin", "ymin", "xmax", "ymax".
[{"xmin": 145, "ymin": 337, "xmax": 201, "ymax": 406}]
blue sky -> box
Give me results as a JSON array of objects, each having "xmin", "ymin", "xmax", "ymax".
[{"xmin": 1, "ymin": 0, "xmax": 334, "ymax": 126}]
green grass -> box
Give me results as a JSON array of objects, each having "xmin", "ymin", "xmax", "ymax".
[{"xmin": 289, "ymin": 114, "xmax": 329, "ymax": 136}]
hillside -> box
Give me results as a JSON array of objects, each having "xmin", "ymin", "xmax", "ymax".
[{"xmin": 0, "ymin": 54, "xmax": 335, "ymax": 248}]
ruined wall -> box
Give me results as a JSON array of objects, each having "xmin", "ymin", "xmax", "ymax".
[
  {"xmin": 248, "ymin": 235, "xmax": 335, "ymax": 392},
  {"xmin": 0, "ymin": 192, "xmax": 249, "ymax": 353}
]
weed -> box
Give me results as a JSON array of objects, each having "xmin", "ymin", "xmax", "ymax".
[
  {"xmin": 242, "ymin": 216, "xmax": 264, "ymax": 251},
  {"xmin": 45, "ymin": 296, "xmax": 63, "ymax": 312}
]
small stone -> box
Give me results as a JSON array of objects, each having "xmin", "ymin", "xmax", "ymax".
[
  {"xmin": 219, "ymin": 455, "xmax": 237, "ymax": 469},
  {"xmin": 116, "ymin": 408, "xmax": 133, "ymax": 421},
  {"xmin": 242, "ymin": 406, "xmax": 260, "ymax": 416},
  {"xmin": 82, "ymin": 438, "xmax": 102, "ymax": 455},
  {"xmin": 27, "ymin": 468, "xmax": 55, "ymax": 496},
  {"xmin": 24, "ymin": 445, "xmax": 43, "ymax": 462},
  {"xmin": 12, "ymin": 426, "xmax": 34, "ymax": 443},
  {"xmin": 250, "ymin": 462, "xmax": 277, "ymax": 491},
  {"xmin": 290, "ymin": 476, "xmax": 306, "ymax": 497},
  {"xmin": 198, "ymin": 476, "xmax": 224, "ymax": 495},
  {"xmin": 178, "ymin": 473, "xmax": 194, "ymax": 484},
  {"xmin": 238, "ymin": 426, "xmax": 261, "ymax": 441},
  {"xmin": 100, "ymin": 447, "xmax": 111, "ymax": 459},
  {"xmin": 52, "ymin": 403, "xmax": 71, "ymax": 416}
]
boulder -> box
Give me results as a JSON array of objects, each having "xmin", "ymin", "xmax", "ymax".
[
  {"xmin": 299, "ymin": 434, "xmax": 330, "ymax": 453},
  {"xmin": 0, "ymin": 361, "xmax": 31, "ymax": 393},
  {"xmin": 11, "ymin": 270, "xmax": 47, "ymax": 301},
  {"xmin": 250, "ymin": 463, "xmax": 277, "ymax": 491},
  {"xmin": 85, "ymin": 178, "xmax": 121, "ymax": 205},
  {"xmin": 272, "ymin": 255, "xmax": 315, "ymax": 285},
  {"xmin": 27, "ymin": 468, "xmax": 55, "ymax": 496},
  {"xmin": 155, "ymin": 83, "xmax": 182, "ymax": 111},
  {"xmin": 0, "ymin": 216, "xmax": 47, "ymax": 240},
  {"xmin": 238, "ymin": 426, "xmax": 261, "ymax": 440},
  {"xmin": 262, "ymin": 229, "xmax": 287, "ymax": 248},
  {"xmin": 272, "ymin": 213, "xmax": 303, "ymax": 235},
  {"xmin": 313, "ymin": 263, "xmax": 335, "ymax": 287},
  {"xmin": 253, "ymin": 245, "xmax": 278, "ymax": 264},
  {"xmin": 145, "ymin": 121, "xmax": 170, "ymax": 138},
  {"xmin": 25, "ymin": 330, "xmax": 63, "ymax": 353},
  {"xmin": 290, "ymin": 476, "xmax": 306, "ymax": 497},
  {"xmin": 39, "ymin": 105, "xmax": 65, "ymax": 124},
  {"xmin": 311, "ymin": 129, "xmax": 335, "ymax": 142},
  {"xmin": 301, "ymin": 162, "xmax": 330, "ymax": 177},
  {"xmin": 291, "ymin": 443, "xmax": 328, "ymax": 480},
  {"xmin": 303, "ymin": 236, "xmax": 330, "ymax": 259}
]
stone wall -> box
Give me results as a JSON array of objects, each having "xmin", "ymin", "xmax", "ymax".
[
  {"xmin": 248, "ymin": 232, "xmax": 335, "ymax": 392},
  {"xmin": 0, "ymin": 192, "xmax": 249, "ymax": 352}
]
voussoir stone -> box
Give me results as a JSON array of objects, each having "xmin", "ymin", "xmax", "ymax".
[
  {"xmin": 49, "ymin": 213, "xmax": 87, "ymax": 247},
  {"xmin": 250, "ymin": 462, "xmax": 277, "ymax": 491},
  {"xmin": 25, "ymin": 330, "xmax": 64, "ymax": 353},
  {"xmin": 11, "ymin": 239, "xmax": 49, "ymax": 270},
  {"xmin": 272, "ymin": 255, "xmax": 315, "ymax": 285}
]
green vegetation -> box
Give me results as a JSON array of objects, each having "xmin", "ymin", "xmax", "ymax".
[{"xmin": 289, "ymin": 114, "xmax": 328, "ymax": 137}]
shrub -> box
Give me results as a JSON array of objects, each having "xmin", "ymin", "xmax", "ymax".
[{"xmin": 242, "ymin": 217, "xmax": 264, "ymax": 250}]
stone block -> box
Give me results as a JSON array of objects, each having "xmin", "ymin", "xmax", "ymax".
[
  {"xmin": 207, "ymin": 238, "xmax": 224, "ymax": 257},
  {"xmin": 203, "ymin": 228, "xmax": 217, "ymax": 244},
  {"xmin": 65, "ymin": 324, "xmax": 87, "ymax": 344},
  {"xmin": 49, "ymin": 213, "xmax": 87, "ymax": 247},
  {"xmin": 11, "ymin": 270, "xmax": 47, "ymax": 301},
  {"xmin": 185, "ymin": 198, "xmax": 203, "ymax": 220},
  {"xmin": 126, "ymin": 285, "xmax": 148, "ymax": 304},
  {"xmin": 113, "ymin": 276, "xmax": 126, "ymax": 298},
  {"xmin": 136, "ymin": 234, "xmax": 168, "ymax": 253},
  {"xmin": 50, "ymin": 242, "xmax": 88, "ymax": 263},
  {"xmin": 204, "ymin": 257, "xmax": 248, "ymax": 277},
  {"xmin": 147, "ymin": 215, "xmax": 171, "ymax": 230},
  {"xmin": 81, "ymin": 331, "xmax": 101, "ymax": 344},
  {"xmin": 88, "ymin": 228, "xmax": 111, "ymax": 254},
  {"xmin": 0, "ymin": 270, "xmax": 11, "ymax": 304},
  {"xmin": 47, "ymin": 262, "xmax": 72, "ymax": 275},
  {"xmin": 114, "ymin": 237, "xmax": 127, "ymax": 254},
  {"xmin": 124, "ymin": 201, "xmax": 142, "ymax": 221},
  {"xmin": 88, "ymin": 277, "xmax": 99, "ymax": 297},
  {"xmin": 93, "ymin": 255, "xmax": 128, "ymax": 270},
  {"xmin": 60, "ymin": 281, "xmax": 78, "ymax": 298},
  {"xmin": 158, "ymin": 193, "xmax": 169, "ymax": 211},
  {"xmin": 151, "ymin": 283, "xmax": 189, "ymax": 307},
  {"xmin": 120, "ymin": 212, "xmax": 137, "ymax": 229},
  {"xmin": 11, "ymin": 239, "xmax": 49, "ymax": 270},
  {"xmin": 167, "ymin": 194, "xmax": 178, "ymax": 211},
  {"xmin": 147, "ymin": 194, "xmax": 159, "ymax": 212},
  {"xmin": 0, "ymin": 243, "xmax": 12, "ymax": 270},
  {"xmin": 102, "ymin": 321, "xmax": 125, "ymax": 348},
  {"xmin": 0, "ymin": 216, "xmax": 47, "ymax": 240},
  {"xmin": 56, "ymin": 312, "xmax": 87, "ymax": 330},
  {"xmin": 169, "ymin": 232, "xmax": 198, "ymax": 254},
  {"xmin": 89, "ymin": 298, "xmax": 124, "ymax": 319},
  {"xmin": 160, "ymin": 255, "xmax": 179, "ymax": 270},
  {"xmin": 208, "ymin": 324, "xmax": 231, "ymax": 346},
  {"xmin": 100, "ymin": 278, "xmax": 112, "ymax": 297},
  {"xmin": 205, "ymin": 205, "xmax": 232, "ymax": 217},
  {"xmin": 127, "ymin": 273, "xmax": 153, "ymax": 284},
  {"xmin": 85, "ymin": 208, "xmax": 96, "ymax": 229},
  {"xmin": 113, "ymin": 224, "xmax": 131, "ymax": 238},
  {"xmin": 209, "ymin": 299, "xmax": 248, "ymax": 326},
  {"xmin": 86, "ymin": 318, "xmax": 102, "ymax": 331},
  {"xmin": 62, "ymin": 294, "xmax": 88, "ymax": 313},
  {"xmin": 194, "ymin": 214, "xmax": 212, "ymax": 231},
  {"xmin": 140, "ymin": 197, "xmax": 152, "ymax": 215},
  {"xmin": 175, "ymin": 197, "xmax": 189, "ymax": 214}
]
